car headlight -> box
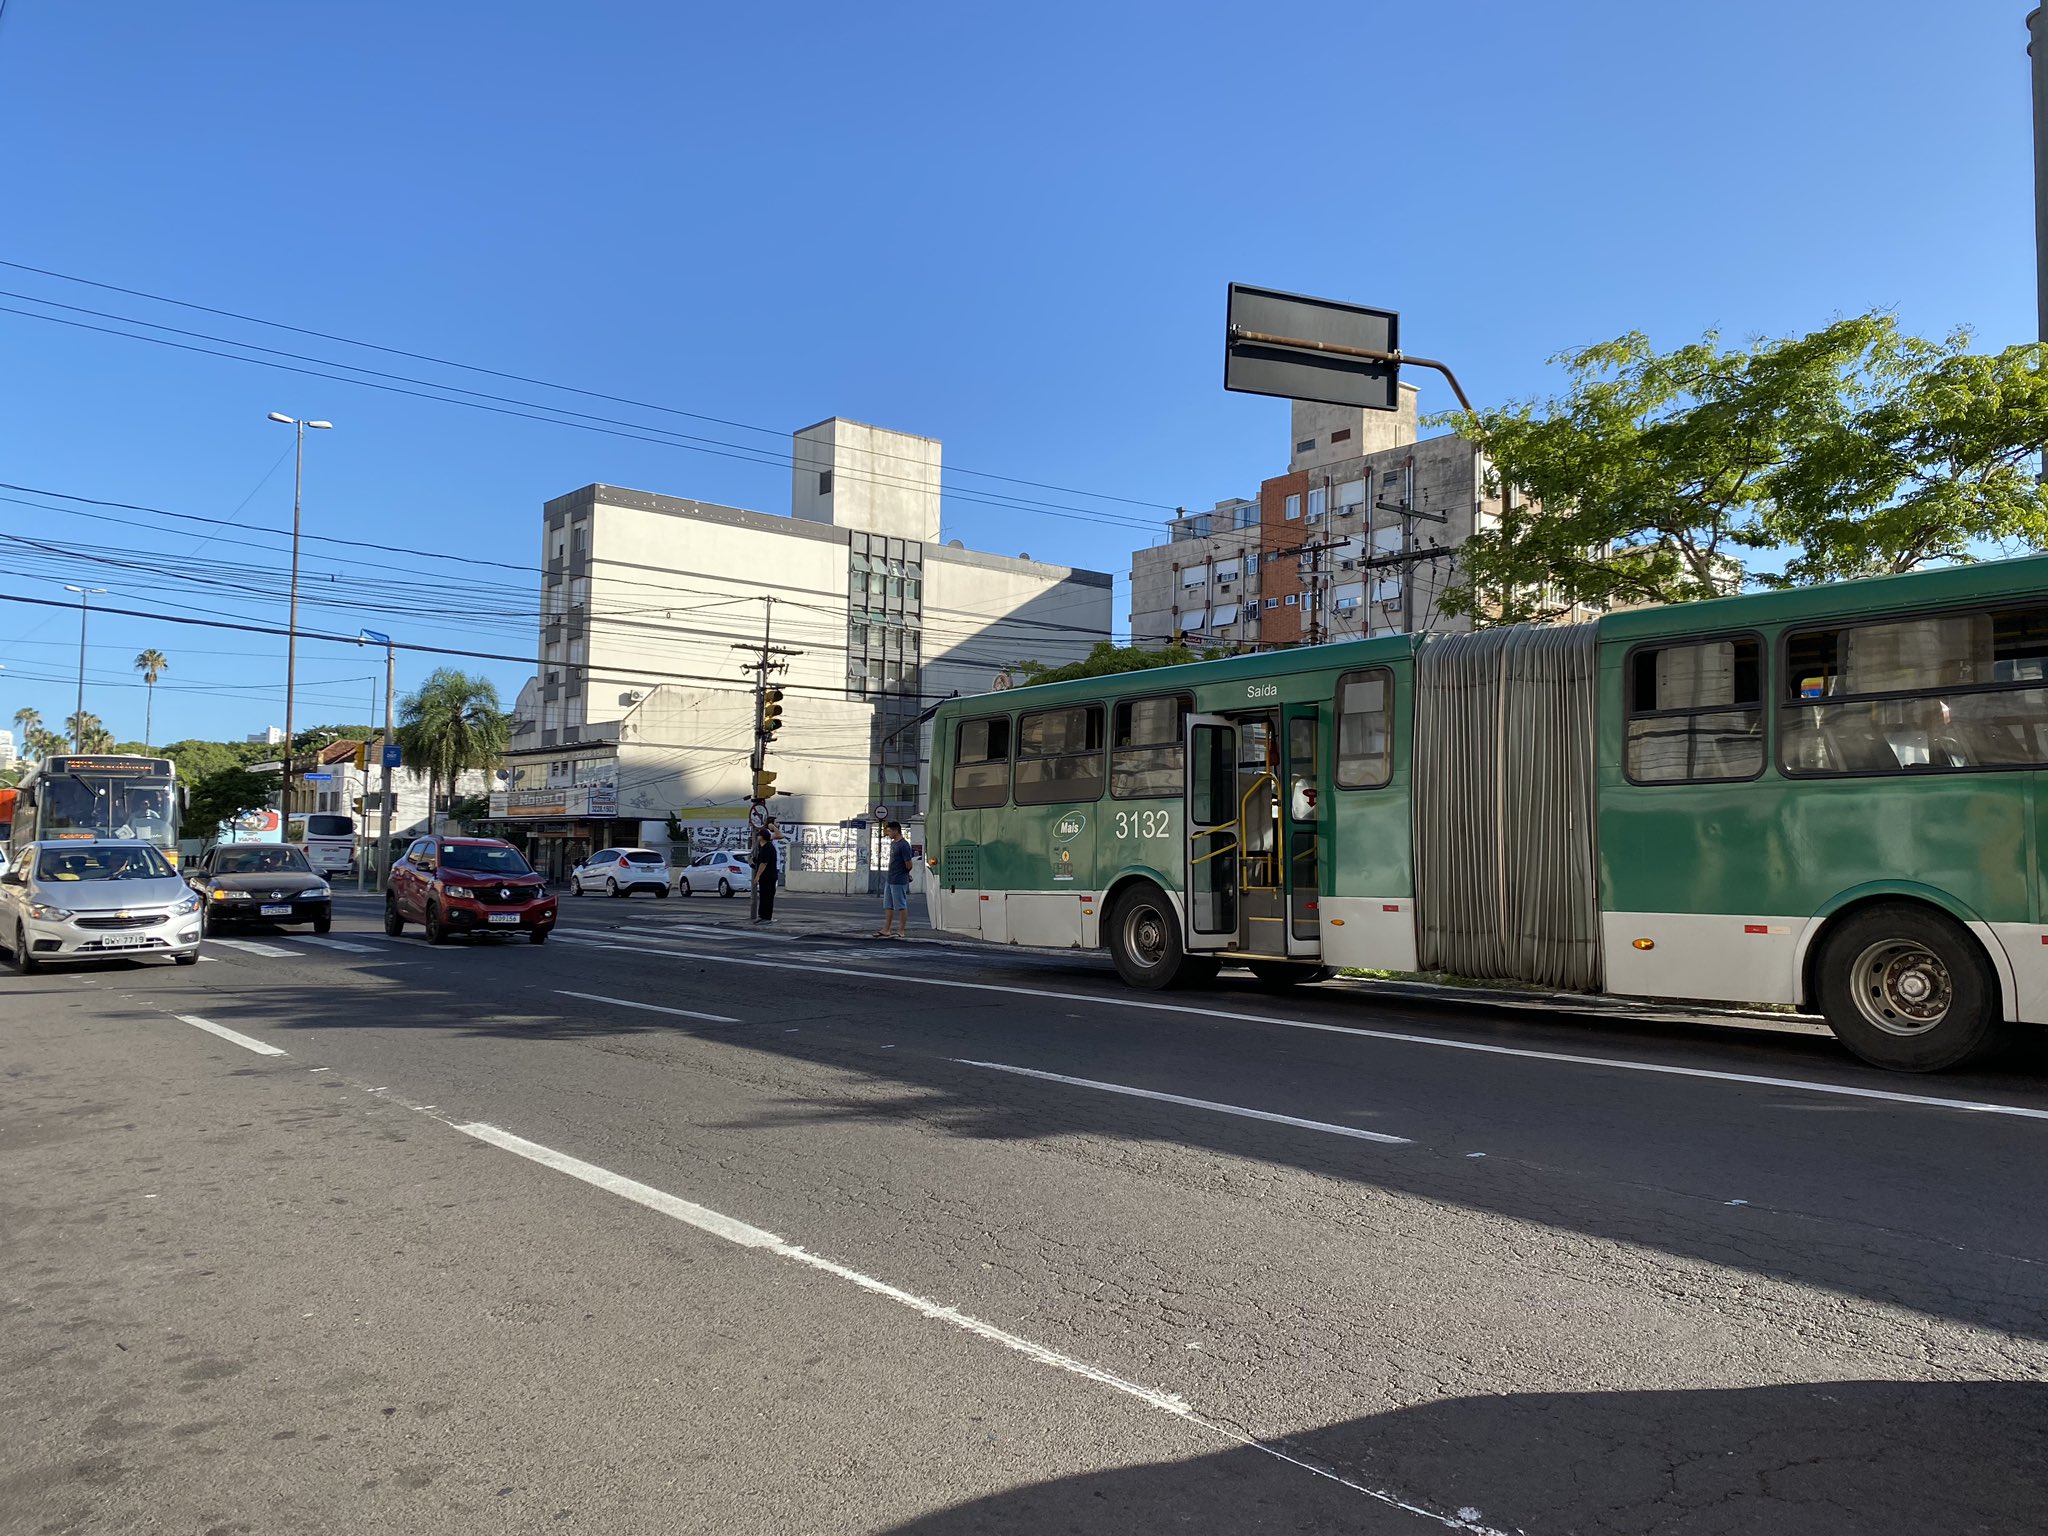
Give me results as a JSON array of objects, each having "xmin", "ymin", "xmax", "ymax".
[
  {"xmin": 443, "ymin": 885, "xmax": 475, "ymax": 899},
  {"xmin": 172, "ymin": 892, "xmax": 204, "ymax": 915},
  {"xmin": 297, "ymin": 887, "xmax": 328, "ymax": 899},
  {"xmin": 27, "ymin": 902, "xmax": 74, "ymax": 921},
  {"xmin": 213, "ymin": 888, "xmax": 252, "ymax": 901}
]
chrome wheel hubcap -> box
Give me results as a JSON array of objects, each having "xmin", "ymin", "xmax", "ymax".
[
  {"xmin": 1849, "ymin": 940, "xmax": 1953, "ymax": 1037},
  {"xmin": 1124, "ymin": 905, "xmax": 1167, "ymax": 968}
]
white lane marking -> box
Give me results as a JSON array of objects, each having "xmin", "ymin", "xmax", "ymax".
[
  {"xmin": 205, "ymin": 938, "xmax": 303, "ymax": 958},
  {"xmin": 956, "ymin": 1059, "xmax": 1411, "ymax": 1145},
  {"xmin": 454, "ymin": 1119, "xmax": 1502, "ymax": 1534},
  {"xmin": 554, "ymin": 989, "xmax": 739, "ymax": 1024},
  {"xmin": 297, "ymin": 936, "xmax": 381, "ymax": 954},
  {"xmin": 560, "ymin": 940, "xmax": 2048, "ymax": 1126},
  {"xmin": 173, "ymin": 1013, "xmax": 287, "ymax": 1057}
]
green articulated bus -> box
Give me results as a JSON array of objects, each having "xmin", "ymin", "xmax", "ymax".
[{"xmin": 926, "ymin": 553, "xmax": 2048, "ymax": 1073}]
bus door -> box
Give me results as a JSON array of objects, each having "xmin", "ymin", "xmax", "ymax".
[
  {"xmin": 1281, "ymin": 705, "xmax": 1324, "ymax": 961},
  {"xmin": 1183, "ymin": 715, "xmax": 1240, "ymax": 952}
]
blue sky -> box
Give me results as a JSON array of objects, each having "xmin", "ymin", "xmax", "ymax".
[{"xmin": 0, "ymin": 0, "xmax": 2035, "ymax": 746}]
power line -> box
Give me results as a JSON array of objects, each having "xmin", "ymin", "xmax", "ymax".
[
  {"xmin": 0, "ymin": 257, "xmax": 1178, "ymax": 513},
  {"xmin": 0, "ymin": 296, "xmax": 1168, "ymax": 534}
]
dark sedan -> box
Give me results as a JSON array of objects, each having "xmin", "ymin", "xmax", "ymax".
[{"xmin": 188, "ymin": 844, "xmax": 333, "ymax": 934}]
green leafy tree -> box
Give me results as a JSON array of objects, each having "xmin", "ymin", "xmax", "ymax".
[
  {"xmin": 157, "ymin": 737, "xmax": 271, "ymax": 784},
  {"xmin": 134, "ymin": 649, "xmax": 169, "ymax": 749},
  {"xmin": 186, "ymin": 766, "xmax": 279, "ymax": 843},
  {"xmin": 396, "ymin": 669, "xmax": 508, "ymax": 828},
  {"xmin": 1433, "ymin": 314, "xmax": 2048, "ymax": 623},
  {"xmin": 1015, "ymin": 641, "xmax": 1222, "ymax": 688}
]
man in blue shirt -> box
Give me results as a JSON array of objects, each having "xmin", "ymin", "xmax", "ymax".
[{"xmin": 874, "ymin": 820, "xmax": 913, "ymax": 939}]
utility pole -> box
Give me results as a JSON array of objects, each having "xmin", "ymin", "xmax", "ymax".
[
  {"xmin": 2031, "ymin": 9, "xmax": 2048, "ymax": 478},
  {"xmin": 359, "ymin": 629, "xmax": 396, "ymax": 891},
  {"xmin": 733, "ymin": 597, "xmax": 802, "ymax": 920},
  {"xmin": 268, "ymin": 413, "xmax": 332, "ymax": 823}
]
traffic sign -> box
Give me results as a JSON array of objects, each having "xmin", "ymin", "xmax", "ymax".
[
  {"xmin": 303, "ymin": 771, "xmax": 334, "ymax": 782},
  {"xmin": 748, "ymin": 802, "xmax": 770, "ymax": 829},
  {"xmin": 381, "ymin": 744, "xmax": 402, "ymax": 769},
  {"xmin": 1224, "ymin": 283, "xmax": 1400, "ymax": 412}
]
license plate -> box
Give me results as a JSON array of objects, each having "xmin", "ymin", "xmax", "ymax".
[
  {"xmin": 96, "ymin": 933, "xmax": 149, "ymax": 949},
  {"xmin": 260, "ymin": 904, "xmax": 292, "ymax": 916},
  {"xmin": 487, "ymin": 913, "xmax": 520, "ymax": 925}
]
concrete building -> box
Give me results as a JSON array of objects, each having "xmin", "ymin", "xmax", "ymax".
[
  {"xmin": 0, "ymin": 729, "xmax": 14, "ymax": 770},
  {"xmin": 245, "ymin": 726, "xmax": 284, "ymax": 746},
  {"xmin": 1130, "ymin": 388, "xmax": 1510, "ymax": 648},
  {"xmin": 505, "ymin": 418, "xmax": 1114, "ymax": 889}
]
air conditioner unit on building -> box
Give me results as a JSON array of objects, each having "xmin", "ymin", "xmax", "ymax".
[{"xmin": 1340, "ymin": 559, "xmax": 1356, "ymax": 571}]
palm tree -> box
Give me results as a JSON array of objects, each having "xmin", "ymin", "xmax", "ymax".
[
  {"xmin": 397, "ymin": 669, "xmax": 509, "ymax": 829},
  {"xmin": 134, "ymin": 649, "xmax": 169, "ymax": 749},
  {"xmin": 13, "ymin": 706, "xmax": 41, "ymax": 761},
  {"xmin": 65, "ymin": 711, "xmax": 112, "ymax": 754},
  {"xmin": 26, "ymin": 726, "xmax": 65, "ymax": 761}
]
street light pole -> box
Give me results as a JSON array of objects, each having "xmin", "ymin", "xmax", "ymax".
[
  {"xmin": 269, "ymin": 412, "xmax": 332, "ymax": 826},
  {"xmin": 63, "ymin": 585, "xmax": 107, "ymax": 750}
]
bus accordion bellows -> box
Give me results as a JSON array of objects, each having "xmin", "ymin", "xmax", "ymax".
[
  {"xmin": 924, "ymin": 552, "xmax": 2048, "ymax": 1073},
  {"xmin": 5, "ymin": 754, "xmax": 184, "ymax": 867}
]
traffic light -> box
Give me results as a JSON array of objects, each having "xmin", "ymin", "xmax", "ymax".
[
  {"xmin": 752, "ymin": 769, "xmax": 778, "ymax": 801},
  {"xmin": 759, "ymin": 686, "xmax": 784, "ymax": 740},
  {"xmin": 353, "ymin": 741, "xmax": 368, "ymax": 771}
]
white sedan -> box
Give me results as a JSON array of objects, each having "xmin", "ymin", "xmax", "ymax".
[{"xmin": 676, "ymin": 851, "xmax": 753, "ymax": 898}]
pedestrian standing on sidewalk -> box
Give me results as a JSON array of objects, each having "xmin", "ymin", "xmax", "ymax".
[
  {"xmin": 751, "ymin": 828, "xmax": 779, "ymax": 923},
  {"xmin": 873, "ymin": 820, "xmax": 913, "ymax": 939}
]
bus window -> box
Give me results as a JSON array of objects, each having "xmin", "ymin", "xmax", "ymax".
[
  {"xmin": 1110, "ymin": 695, "xmax": 1189, "ymax": 799},
  {"xmin": 1624, "ymin": 636, "xmax": 1764, "ymax": 784},
  {"xmin": 1781, "ymin": 606, "xmax": 2048, "ymax": 775},
  {"xmin": 1014, "ymin": 706, "xmax": 1106, "ymax": 806},
  {"xmin": 951, "ymin": 716, "xmax": 1014, "ymax": 809},
  {"xmin": 1334, "ymin": 670, "xmax": 1394, "ymax": 788}
]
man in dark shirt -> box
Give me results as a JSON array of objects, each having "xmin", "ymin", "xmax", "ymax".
[
  {"xmin": 874, "ymin": 820, "xmax": 913, "ymax": 939},
  {"xmin": 750, "ymin": 828, "xmax": 779, "ymax": 922}
]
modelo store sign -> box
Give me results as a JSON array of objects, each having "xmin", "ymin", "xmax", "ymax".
[{"xmin": 502, "ymin": 753, "xmax": 618, "ymax": 820}]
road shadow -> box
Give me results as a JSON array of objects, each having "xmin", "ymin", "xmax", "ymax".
[{"xmin": 877, "ymin": 1378, "xmax": 2048, "ymax": 1536}]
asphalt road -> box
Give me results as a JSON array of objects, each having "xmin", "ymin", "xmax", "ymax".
[{"xmin": 4, "ymin": 892, "xmax": 2046, "ymax": 1534}]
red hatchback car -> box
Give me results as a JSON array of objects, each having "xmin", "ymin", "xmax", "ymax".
[{"xmin": 385, "ymin": 836, "xmax": 557, "ymax": 945}]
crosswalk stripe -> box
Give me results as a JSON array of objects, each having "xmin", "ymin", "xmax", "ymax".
[
  {"xmin": 297, "ymin": 936, "xmax": 381, "ymax": 953},
  {"xmin": 205, "ymin": 938, "xmax": 304, "ymax": 958}
]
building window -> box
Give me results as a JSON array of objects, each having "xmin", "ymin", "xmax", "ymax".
[
  {"xmin": 1013, "ymin": 706, "xmax": 1106, "ymax": 805},
  {"xmin": 1331, "ymin": 428, "xmax": 1352, "ymax": 444},
  {"xmin": 1284, "ymin": 493, "xmax": 1301, "ymax": 521},
  {"xmin": 1780, "ymin": 606, "xmax": 2048, "ymax": 776},
  {"xmin": 1181, "ymin": 567, "xmax": 1207, "ymax": 590},
  {"xmin": 1335, "ymin": 669, "xmax": 1394, "ymax": 789},
  {"xmin": 1336, "ymin": 478, "xmax": 1366, "ymax": 512},
  {"xmin": 1296, "ymin": 439, "xmax": 1315, "ymax": 454},
  {"xmin": 1626, "ymin": 636, "xmax": 1765, "ymax": 784},
  {"xmin": 1111, "ymin": 694, "xmax": 1190, "ymax": 799},
  {"xmin": 819, "ymin": 470, "xmax": 833, "ymax": 495},
  {"xmin": 1307, "ymin": 487, "xmax": 1326, "ymax": 523},
  {"xmin": 951, "ymin": 716, "xmax": 1012, "ymax": 809},
  {"xmin": 1265, "ymin": 597, "xmax": 1279, "ymax": 610},
  {"xmin": 1285, "ymin": 594, "xmax": 1298, "ymax": 606}
]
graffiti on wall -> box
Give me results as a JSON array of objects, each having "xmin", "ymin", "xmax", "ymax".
[{"xmin": 680, "ymin": 819, "xmax": 865, "ymax": 874}]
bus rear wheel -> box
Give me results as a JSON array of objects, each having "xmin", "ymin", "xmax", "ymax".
[
  {"xmin": 1108, "ymin": 884, "xmax": 1202, "ymax": 990},
  {"xmin": 1815, "ymin": 903, "xmax": 2000, "ymax": 1072}
]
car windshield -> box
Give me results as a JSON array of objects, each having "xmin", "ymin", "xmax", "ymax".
[
  {"xmin": 36, "ymin": 845, "xmax": 175, "ymax": 882},
  {"xmin": 214, "ymin": 846, "xmax": 313, "ymax": 875},
  {"xmin": 440, "ymin": 844, "xmax": 533, "ymax": 875}
]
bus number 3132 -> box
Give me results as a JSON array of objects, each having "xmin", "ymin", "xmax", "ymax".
[{"xmin": 1114, "ymin": 809, "xmax": 1172, "ymax": 840}]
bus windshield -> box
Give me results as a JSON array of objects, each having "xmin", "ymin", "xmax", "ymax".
[{"xmin": 42, "ymin": 773, "xmax": 177, "ymax": 849}]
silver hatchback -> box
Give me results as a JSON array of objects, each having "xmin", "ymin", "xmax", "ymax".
[{"xmin": 0, "ymin": 840, "xmax": 204, "ymax": 972}]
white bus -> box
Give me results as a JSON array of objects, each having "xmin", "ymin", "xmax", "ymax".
[{"xmin": 287, "ymin": 812, "xmax": 357, "ymax": 879}]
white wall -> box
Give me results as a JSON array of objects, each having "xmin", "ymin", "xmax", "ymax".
[
  {"xmin": 921, "ymin": 555, "xmax": 1112, "ymax": 699},
  {"xmin": 791, "ymin": 418, "xmax": 942, "ymax": 542}
]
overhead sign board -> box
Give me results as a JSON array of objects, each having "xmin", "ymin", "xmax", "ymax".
[
  {"xmin": 1224, "ymin": 283, "xmax": 1401, "ymax": 412},
  {"xmin": 381, "ymin": 744, "xmax": 402, "ymax": 770}
]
